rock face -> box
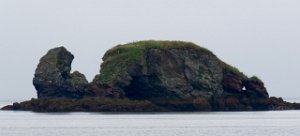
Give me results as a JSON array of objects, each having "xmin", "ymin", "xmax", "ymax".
[
  {"xmin": 33, "ymin": 47, "xmax": 88, "ymax": 99},
  {"xmin": 91, "ymin": 41, "xmax": 270, "ymax": 110},
  {"xmin": 92, "ymin": 41, "xmax": 224, "ymax": 100}
]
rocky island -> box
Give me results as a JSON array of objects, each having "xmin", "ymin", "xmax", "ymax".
[{"xmin": 2, "ymin": 40, "xmax": 300, "ymax": 112}]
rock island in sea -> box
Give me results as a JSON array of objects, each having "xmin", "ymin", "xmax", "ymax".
[{"xmin": 2, "ymin": 40, "xmax": 300, "ymax": 112}]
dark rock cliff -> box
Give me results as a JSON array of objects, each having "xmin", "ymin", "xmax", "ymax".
[
  {"xmin": 2, "ymin": 41, "xmax": 299, "ymax": 112},
  {"xmin": 92, "ymin": 41, "xmax": 224, "ymax": 100}
]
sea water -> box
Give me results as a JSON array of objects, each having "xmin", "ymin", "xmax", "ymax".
[{"xmin": 1, "ymin": 100, "xmax": 300, "ymax": 136}]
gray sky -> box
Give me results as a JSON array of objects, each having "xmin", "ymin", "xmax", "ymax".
[{"xmin": 0, "ymin": 0, "xmax": 300, "ymax": 100}]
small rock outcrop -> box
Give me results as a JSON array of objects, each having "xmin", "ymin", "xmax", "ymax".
[{"xmin": 33, "ymin": 47, "xmax": 88, "ymax": 99}]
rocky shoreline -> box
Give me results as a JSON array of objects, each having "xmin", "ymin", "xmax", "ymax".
[
  {"xmin": 2, "ymin": 97, "xmax": 300, "ymax": 112},
  {"xmin": 2, "ymin": 40, "xmax": 300, "ymax": 112}
]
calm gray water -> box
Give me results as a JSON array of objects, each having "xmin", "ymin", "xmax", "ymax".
[{"xmin": 1, "ymin": 100, "xmax": 300, "ymax": 136}]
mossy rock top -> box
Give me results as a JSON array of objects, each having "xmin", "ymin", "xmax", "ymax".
[
  {"xmin": 96, "ymin": 40, "xmax": 216, "ymax": 83},
  {"xmin": 103, "ymin": 40, "xmax": 215, "ymax": 62},
  {"xmin": 97, "ymin": 40, "xmax": 246, "ymax": 81}
]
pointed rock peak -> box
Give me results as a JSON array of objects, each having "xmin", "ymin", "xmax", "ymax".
[
  {"xmin": 44, "ymin": 46, "xmax": 72, "ymax": 57},
  {"xmin": 38, "ymin": 46, "xmax": 74, "ymax": 75}
]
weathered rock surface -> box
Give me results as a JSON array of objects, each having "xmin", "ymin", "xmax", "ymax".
[
  {"xmin": 2, "ymin": 40, "xmax": 299, "ymax": 112},
  {"xmin": 33, "ymin": 47, "xmax": 88, "ymax": 99}
]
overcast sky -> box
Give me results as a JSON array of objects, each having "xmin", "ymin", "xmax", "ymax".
[{"xmin": 0, "ymin": 0, "xmax": 300, "ymax": 100}]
